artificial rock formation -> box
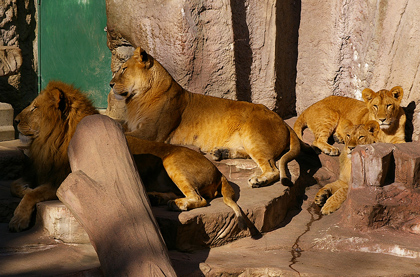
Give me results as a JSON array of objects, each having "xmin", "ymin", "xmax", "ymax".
[
  {"xmin": 0, "ymin": 0, "xmax": 38, "ymax": 115},
  {"xmin": 105, "ymin": 0, "xmax": 300, "ymax": 118},
  {"xmin": 57, "ymin": 115, "xmax": 176, "ymax": 276},
  {"xmin": 296, "ymin": 0, "xmax": 420, "ymax": 140},
  {"xmin": 340, "ymin": 142, "xmax": 420, "ymax": 234}
]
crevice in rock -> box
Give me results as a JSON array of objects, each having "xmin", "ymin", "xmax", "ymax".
[
  {"xmin": 381, "ymin": 151, "xmax": 395, "ymax": 186},
  {"xmin": 288, "ymin": 203, "xmax": 322, "ymax": 275}
]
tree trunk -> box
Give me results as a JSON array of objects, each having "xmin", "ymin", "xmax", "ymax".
[{"xmin": 57, "ymin": 114, "xmax": 176, "ymax": 277}]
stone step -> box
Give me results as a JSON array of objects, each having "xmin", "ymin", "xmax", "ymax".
[
  {"xmin": 0, "ymin": 102, "xmax": 15, "ymax": 142},
  {"xmin": 2, "ymin": 155, "xmax": 313, "ymax": 251},
  {"xmin": 32, "ymin": 157, "xmax": 306, "ymax": 250}
]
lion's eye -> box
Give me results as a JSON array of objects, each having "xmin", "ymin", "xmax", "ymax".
[
  {"xmin": 358, "ymin": 136, "xmax": 365, "ymax": 141},
  {"xmin": 121, "ymin": 66, "xmax": 127, "ymax": 74},
  {"xmin": 386, "ymin": 104, "xmax": 392, "ymax": 109},
  {"xmin": 31, "ymin": 106, "xmax": 37, "ymax": 112},
  {"xmin": 373, "ymin": 105, "xmax": 378, "ymax": 110}
]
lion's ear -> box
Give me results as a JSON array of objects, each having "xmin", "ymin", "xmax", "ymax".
[
  {"xmin": 362, "ymin": 88, "xmax": 375, "ymax": 103},
  {"xmin": 133, "ymin": 47, "xmax": 151, "ymax": 68},
  {"xmin": 51, "ymin": 88, "xmax": 69, "ymax": 116},
  {"xmin": 389, "ymin": 86, "xmax": 404, "ymax": 104},
  {"xmin": 365, "ymin": 120, "xmax": 380, "ymax": 137}
]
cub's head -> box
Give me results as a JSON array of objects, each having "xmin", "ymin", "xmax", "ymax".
[
  {"xmin": 342, "ymin": 120, "xmax": 379, "ymax": 157},
  {"xmin": 362, "ymin": 86, "xmax": 403, "ymax": 130},
  {"xmin": 110, "ymin": 47, "xmax": 172, "ymax": 102},
  {"xmin": 15, "ymin": 81, "xmax": 97, "ymax": 144}
]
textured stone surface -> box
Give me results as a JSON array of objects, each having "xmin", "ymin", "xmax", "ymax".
[
  {"xmin": 105, "ymin": 0, "xmax": 300, "ymax": 118},
  {"xmin": 342, "ymin": 142, "xmax": 420, "ymax": 233},
  {"xmin": 0, "ymin": 0, "xmax": 38, "ymax": 115},
  {"xmin": 0, "ymin": 46, "xmax": 22, "ymax": 76},
  {"xmin": 296, "ymin": 0, "xmax": 420, "ymax": 141},
  {"xmin": 36, "ymin": 200, "xmax": 90, "ymax": 244}
]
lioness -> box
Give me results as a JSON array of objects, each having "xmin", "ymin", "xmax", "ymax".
[
  {"xmin": 126, "ymin": 136, "xmax": 246, "ymax": 228},
  {"xmin": 314, "ymin": 120, "xmax": 379, "ymax": 214},
  {"xmin": 9, "ymin": 81, "xmax": 98, "ymax": 232},
  {"xmin": 110, "ymin": 47, "xmax": 306, "ymax": 188},
  {"xmin": 294, "ymin": 86, "xmax": 405, "ymax": 155}
]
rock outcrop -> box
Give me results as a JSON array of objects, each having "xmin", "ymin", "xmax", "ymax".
[{"xmin": 341, "ymin": 142, "xmax": 420, "ymax": 234}]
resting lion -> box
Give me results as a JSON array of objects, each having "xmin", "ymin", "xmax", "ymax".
[
  {"xmin": 9, "ymin": 81, "xmax": 98, "ymax": 232},
  {"xmin": 314, "ymin": 120, "xmax": 379, "ymax": 214},
  {"xmin": 126, "ymin": 136, "xmax": 246, "ymax": 228},
  {"xmin": 110, "ymin": 47, "xmax": 308, "ymax": 188},
  {"xmin": 294, "ymin": 86, "xmax": 406, "ymax": 155}
]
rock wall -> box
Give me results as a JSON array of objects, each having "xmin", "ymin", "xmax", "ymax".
[
  {"xmin": 296, "ymin": 0, "xmax": 420, "ymax": 140},
  {"xmin": 105, "ymin": 0, "xmax": 300, "ymax": 118},
  {"xmin": 0, "ymin": 0, "xmax": 38, "ymax": 116}
]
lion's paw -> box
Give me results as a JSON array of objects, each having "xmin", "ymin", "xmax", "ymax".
[
  {"xmin": 9, "ymin": 213, "xmax": 31, "ymax": 232},
  {"xmin": 168, "ymin": 200, "xmax": 187, "ymax": 211},
  {"xmin": 314, "ymin": 188, "xmax": 331, "ymax": 206},
  {"xmin": 320, "ymin": 201, "xmax": 340, "ymax": 215},
  {"xmin": 248, "ymin": 176, "xmax": 268, "ymax": 188},
  {"xmin": 323, "ymin": 146, "xmax": 340, "ymax": 156},
  {"xmin": 210, "ymin": 148, "xmax": 230, "ymax": 161}
]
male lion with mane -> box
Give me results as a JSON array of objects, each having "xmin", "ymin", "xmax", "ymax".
[
  {"xmin": 9, "ymin": 81, "xmax": 98, "ymax": 232},
  {"xmin": 110, "ymin": 47, "xmax": 309, "ymax": 188}
]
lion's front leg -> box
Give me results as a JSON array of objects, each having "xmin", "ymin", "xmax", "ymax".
[
  {"xmin": 9, "ymin": 183, "xmax": 58, "ymax": 232},
  {"xmin": 314, "ymin": 180, "xmax": 348, "ymax": 215},
  {"xmin": 10, "ymin": 178, "xmax": 32, "ymax": 198},
  {"xmin": 320, "ymin": 186, "xmax": 348, "ymax": 215}
]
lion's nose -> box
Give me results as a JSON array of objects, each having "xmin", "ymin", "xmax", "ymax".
[
  {"xmin": 14, "ymin": 117, "xmax": 20, "ymax": 124},
  {"xmin": 109, "ymin": 82, "xmax": 114, "ymax": 89}
]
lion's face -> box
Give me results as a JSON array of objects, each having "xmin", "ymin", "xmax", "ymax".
[
  {"xmin": 362, "ymin": 86, "xmax": 403, "ymax": 130},
  {"xmin": 343, "ymin": 120, "xmax": 379, "ymax": 157},
  {"xmin": 110, "ymin": 47, "xmax": 154, "ymax": 101},
  {"xmin": 15, "ymin": 92, "xmax": 60, "ymax": 143}
]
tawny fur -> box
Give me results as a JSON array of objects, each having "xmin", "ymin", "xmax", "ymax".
[
  {"xmin": 110, "ymin": 47, "xmax": 308, "ymax": 188},
  {"xmin": 294, "ymin": 87, "xmax": 406, "ymax": 156},
  {"xmin": 314, "ymin": 120, "xmax": 379, "ymax": 215},
  {"xmin": 9, "ymin": 81, "xmax": 98, "ymax": 232},
  {"xmin": 126, "ymin": 136, "xmax": 246, "ymax": 229}
]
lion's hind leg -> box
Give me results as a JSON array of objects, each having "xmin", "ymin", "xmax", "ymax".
[
  {"xmin": 147, "ymin": 191, "xmax": 179, "ymax": 206},
  {"xmin": 161, "ymin": 171, "xmax": 208, "ymax": 211},
  {"xmin": 309, "ymin": 111, "xmax": 340, "ymax": 156},
  {"xmin": 9, "ymin": 183, "xmax": 58, "ymax": 232},
  {"xmin": 248, "ymin": 158, "xmax": 280, "ymax": 188}
]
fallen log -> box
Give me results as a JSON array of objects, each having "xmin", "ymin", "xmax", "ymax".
[{"xmin": 57, "ymin": 114, "xmax": 176, "ymax": 277}]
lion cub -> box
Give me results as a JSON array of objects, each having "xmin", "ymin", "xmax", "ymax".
[
  {"xmin": 294, "ymin": 86, "xmax": 405, "ymax": 155},
  {"xmin": 314, "ymin": 120, "xmax": 379, "ymax": 215},
  {"xmin": 126, "ymin": 135, "xmax": 246, "ymax": 228}
]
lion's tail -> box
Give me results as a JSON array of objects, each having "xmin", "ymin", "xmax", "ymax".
[
  {"xmin": 220, "ymin": 176, "xmax": 247, "ymax": 230},
  {"xmin": 293, "ymin": 114, "xmax": 307, "ymax": 140},
  {"xmin": 220, "ymin": 176, "xmax": 262, "ymax": 237}
]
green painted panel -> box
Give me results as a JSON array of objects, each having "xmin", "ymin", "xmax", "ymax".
[{"xmin": 39, "ymin": 0, "xmax": 111, "ymax": 108}]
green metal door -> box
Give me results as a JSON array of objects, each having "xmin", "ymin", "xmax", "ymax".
[{"xmin": 39, "ymin": 0, "xmax": 111, "ymax": 108}]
